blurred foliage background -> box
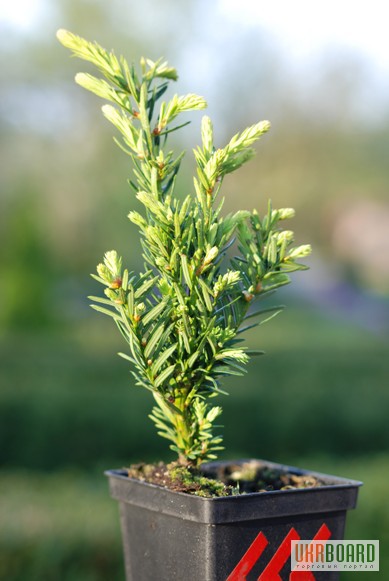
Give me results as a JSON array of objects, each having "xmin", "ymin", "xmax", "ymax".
[{"xmin": 0, "ymin": 1, "xmax": 388, "ymax": 579}]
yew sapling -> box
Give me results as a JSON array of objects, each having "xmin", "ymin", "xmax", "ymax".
[{"xmin": 57, "ymin": 30, "xmax": 311, "ymax": 467}]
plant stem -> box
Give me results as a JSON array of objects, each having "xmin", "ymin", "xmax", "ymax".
[{"xmin": 173, "ymin": 392, "xmax": 192, "ymax": 460}]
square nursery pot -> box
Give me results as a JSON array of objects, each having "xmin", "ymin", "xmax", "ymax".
[{"xmin": 105, "ymin": 459, "xmax": 362, "ymax": 581}]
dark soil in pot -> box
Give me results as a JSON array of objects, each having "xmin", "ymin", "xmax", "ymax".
[{"xmin": 125, "ymin": 458, "xmax": 325, "ymax": 497}]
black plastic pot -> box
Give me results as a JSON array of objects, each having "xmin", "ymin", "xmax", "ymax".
[{"xmin": 105, "ymin": 459, "xmax": 362, "ymax": 581}]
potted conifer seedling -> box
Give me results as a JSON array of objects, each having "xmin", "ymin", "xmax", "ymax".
[{"xmin": 57, "ymin": 29, "xmax": 362, "ymax": 581}]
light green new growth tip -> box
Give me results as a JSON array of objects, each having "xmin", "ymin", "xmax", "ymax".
[{"xmin": 57, "ymin": 29, "xmax": 312, "ymax": 466}]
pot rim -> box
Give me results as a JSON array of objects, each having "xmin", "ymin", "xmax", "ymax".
[
  {"xmin": 105, "ymin": 457, "xmax": 363, "ymax": 500},
  {"xmin": 105, "ymin": 458, "xmax": 363, "ymax": 523}
]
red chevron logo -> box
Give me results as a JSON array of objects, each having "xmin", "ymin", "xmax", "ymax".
[{"xmin": 227, "ymin": 523, "xmax": 331, "ymax": 581}]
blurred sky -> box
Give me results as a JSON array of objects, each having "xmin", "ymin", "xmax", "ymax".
[
  {"xmin": 219, "ymin": 0, "xmax": 389, "ymax": 74},
  {"xmin": 1, "ymin": 0, "xmax": 389, "ymax": 134},
  {"xmin": 2, "ymin": 0, "xmax": 389, "ymax": 68}
]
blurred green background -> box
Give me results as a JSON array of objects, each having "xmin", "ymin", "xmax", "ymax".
[{"xmin": 1, "ymin": 1, "xmax": 388, "ymax": 579}]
